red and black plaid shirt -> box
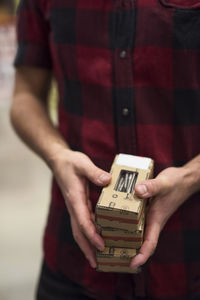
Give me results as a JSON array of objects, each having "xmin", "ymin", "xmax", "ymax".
[{"xmin": 15, "ymin": 0, "xmax": 200, "ymax": 299}]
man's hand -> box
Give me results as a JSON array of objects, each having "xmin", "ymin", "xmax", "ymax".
[
  {"xmin": 50, "ymin": 149, "xmax": 111, "ymax": 269},
  {"xmin": 12, "ymin": 67, "xmax": 112, "ymax": 269},
  {"xmin": 130, "ymin": 165, "xmax": 198, "ymax": 269}
]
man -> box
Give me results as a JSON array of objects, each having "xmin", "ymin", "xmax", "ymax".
[{"xmin": 11, "ymin": 0, "xmax": 200, "ymax": 299}]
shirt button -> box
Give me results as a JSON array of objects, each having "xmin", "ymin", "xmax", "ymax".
[
  {"xmin": 122, "ymin": 108, "xmax": 129, "ymax": 117},
  {"xmin": 120, "ymin": 50, "xmax": 127, "ymax": 59}
]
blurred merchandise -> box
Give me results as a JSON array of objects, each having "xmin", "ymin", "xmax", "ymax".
[
  {"xmin": 0, "ymin": 0, "xmax": 15, "ymax": 14},
  {"xmin": 48, "ymin": 81, "xmax": 58, "ymax": 125},
  {"xmin": 0, "ymin": 1, "xmax": 16, "ymax": 106},
  {"xmin": 0, "ymin": 0, "xmax": 58, "ymax": 122}
]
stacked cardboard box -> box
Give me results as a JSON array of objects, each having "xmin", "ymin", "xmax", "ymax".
[
  {"xmin": 96, "ymin": 246, "xmax": 137, "ymax": 273},
  {"xmin": 95, "ymin": 154, "xmax": 154, "ymax": 273}
]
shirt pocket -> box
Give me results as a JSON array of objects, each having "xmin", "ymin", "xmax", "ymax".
[
  {"xmin": 159, "ymin": 0, "xmax": 200, "ymax": 9},
  {"xmin": 158, "ymin": 0, "xmax": 200, "ymax": 49}
]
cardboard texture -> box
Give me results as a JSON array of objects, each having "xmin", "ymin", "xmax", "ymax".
[
  {"xmin": 95, "ymin": 154, "xmax": 154, "ymax": 232},
  {"xmin": 97, "ymin": 265, "xmax": 139, "ymax": 274},
  {"xmin": 101, "ymin": 214, "xmax": 144, "ymax": 248},
  {"xmin": 95, "ymin": 154, "xmax": 154, "ymax": 274},
  {"xmin": 96, "ymin": 246, "xmax": 137, "ymax": 263},
  {"xmin": 95, "ymin": 203, "xmax": 145, "ymax": 231},
  {"xmin": 96, "ymin": 246, "xmax": 139, "ymax": 273}
]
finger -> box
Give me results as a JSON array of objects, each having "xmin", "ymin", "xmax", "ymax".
[
  {"xmin": 86, "ymin": 185, "xmax": 93, "ymax": 214},
  {"xmin": 86, "ymin": 185, "xmax": 95, "ymax": 222},
  {"xmin": 130, "ymin": 222, "xmax": 160, "ymax": 268},
  {"xmin": 87, "ymin": 199, "xmax": 95, "ymax": 222},
  {"xmin": 95, "ymin": 223, "xmax": 102, "ymax": 234},
  {"xmin": 71, "ymin": 217, "xmax": 97, "ymax": 268},
  {"xmin": 77, "ymin": 156, "xmax": 111, "ymax": 186},
  {"xmin": 64, "ymin": 175, "xmax": 104, "ymax": 251},
  {"xmin": 70, "ymin": 192, "xmax": 105, "ymax": 251},
  {"xmin": 87, "ymin": 198, "xmax": 93, "ymax": 214},
  {"xmin": 135, "ymin": 176, "xmax": 169, "ymax": 199}
]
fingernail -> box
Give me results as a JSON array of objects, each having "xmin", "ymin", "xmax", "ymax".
[
  {"xmin": 86, "ymin": 256, "xmax": 96, "ymax": 269},
  {"xmin": 130, "ymin": 262, "xmax": 138, "ymax": 269},
  {"xmin": 98, "ymin": 173, "xmax": 110, "ymax": 184},
  {"xmin": 96, "ymin": 224, "xmax": 102, "ymax": 234},
  {"xmin": 130, "ymin": 262, "xmax": 135, "ymax": 268},
  {"xmin": 137, "ymin": 184, "xmax": 147, "ymax": 195},
  {"xmin": 96, "ymin": 240, "xmax": 104, "ymax": 251},
  {"xmin": 97, "ymin": 244, "xmax": 104, "ymax": 251}
]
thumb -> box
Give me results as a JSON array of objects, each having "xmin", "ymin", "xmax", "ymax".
[
  {"xmin": 135, "ymin": 176, "xmax": 168, "ymax": 198},
  {"xmin": 79, "ymin": 156, "xmax": 111, "ymax": 186}
]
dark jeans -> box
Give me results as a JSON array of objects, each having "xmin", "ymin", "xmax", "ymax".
[
  {"xmin": 36, "ymin": 261, "xmax": 92, "ymax": 300},
  {"xmin": 36, "ymin": 260, "xmax": 149, "ymax": 300}
]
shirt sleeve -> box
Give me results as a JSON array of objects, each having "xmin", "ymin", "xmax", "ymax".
[{"xmin": 14, "ymin": 0, "xmax": 52, "ymax": 69}]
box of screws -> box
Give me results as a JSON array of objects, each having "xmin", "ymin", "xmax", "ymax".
[{"xmin": 95, "ymin": 154, "xmax": 154, "ymax": 273}]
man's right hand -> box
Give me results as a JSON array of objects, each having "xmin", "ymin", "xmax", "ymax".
[
  {"xmin": 49, "ymin": 149, "xmax": 111, "ymax": 268},
  {"xmin": 12, "ymin": 67, "xmax": 112, "ymax": 268}
]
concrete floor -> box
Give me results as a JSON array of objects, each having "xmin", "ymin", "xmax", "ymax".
[{"xmin": 0, "ymin": 103, "xmax": 51, "ymax": 300}]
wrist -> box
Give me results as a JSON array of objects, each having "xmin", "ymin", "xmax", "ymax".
[
  {"xmin": 181, "ymin": 159, "xmax": 200, "ymax": 195},
  {"xmin": 46, "ymin": 142, "xmax": 72, "ymax": 171}
]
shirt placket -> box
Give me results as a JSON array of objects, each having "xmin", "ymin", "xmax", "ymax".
[
  {"xmin": 112, "ymin": 0, "xmax": 137, "ymax": 156},
  {"xmin": 111, "ymin": 3, "xmax": 138, "ymax": 298}
]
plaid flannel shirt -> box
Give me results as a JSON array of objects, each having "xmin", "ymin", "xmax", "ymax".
[{"xmin": 15, "ymin": 0, "xmax": 200, "ymax": 299}]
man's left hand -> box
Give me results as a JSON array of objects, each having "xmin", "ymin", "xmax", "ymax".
[{"xmin": 130, "ymin": 164, "xmax": 198, "ymax": 269}]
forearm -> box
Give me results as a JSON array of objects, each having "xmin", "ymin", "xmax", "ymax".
[
  {"xmin": 10, "ymin": 91, "xmax": 69, "ymax": 168},
  {"xmin": 182, "ymin": 154, "xmax": 200, "ymax": 195},
  {"xmin": 11, "ymin": 67, "xmax": 112, "ymax": 267}
]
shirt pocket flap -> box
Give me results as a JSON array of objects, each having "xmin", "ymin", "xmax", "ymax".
[{"xmin": 159, "ymin": 0, "xmax": 200, "ymax": 9}]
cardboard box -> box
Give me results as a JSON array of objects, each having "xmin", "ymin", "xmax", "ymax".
[
  {"xmin": 97, "ymin": 264, "xmax": 139, "ymax": 274},
  {"xmin": 96, "ymin": 246, "xmax": 139, "ymax": 274},
  {"xmin": 95, "ymin": 154, "xmax": 154, "ymax": 231},
  {"xmin": 101, "ymin": 214, "xmax": 144, "ymax": 249},
  {"xmin": 95, "ymin": 199, "xmax": 145, "ymax": 231}
]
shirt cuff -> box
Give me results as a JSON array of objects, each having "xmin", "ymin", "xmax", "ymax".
[{"xmin": 14, "ymin": 42, "xmax": 52, "ymax": 69}]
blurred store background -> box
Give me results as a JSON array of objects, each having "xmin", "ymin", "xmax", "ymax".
[{"xmin": 0, "ymin": 1, "xmax": 56, "ymax": 299}]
